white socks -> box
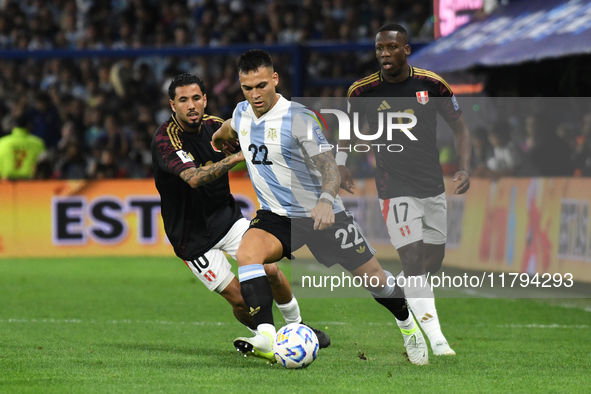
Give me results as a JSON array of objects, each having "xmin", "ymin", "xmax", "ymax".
[
  {"xmin": 276, "ymin": 296, "xmax": 302, "ymax": 324},
  {"xmin": 403, "ymin": 274, "xmax": 446, "ymax": 345},
  {"xmin": 396, "ymin": 313, "xmax": 417, "ymax": 335},
  {"xmin": 258, "ymin": 323, "xmax": 276, "ymax": 339},
  {"xmin": 246, "ymin": 296, "xmax": 300, "ymax": 337}
]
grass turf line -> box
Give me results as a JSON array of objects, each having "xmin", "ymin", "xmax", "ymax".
[{"xmin": 0, "ymin": 257, "xmax": 589, "ymax": 393}]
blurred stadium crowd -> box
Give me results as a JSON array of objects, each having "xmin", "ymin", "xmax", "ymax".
[{"xmin": 0, "ymin": 0, "xmax": 590, "ymax": 180}]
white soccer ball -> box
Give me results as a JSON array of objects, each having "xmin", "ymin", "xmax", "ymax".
[{"xmin": 273, "ymin": 323, "xmax": 319, "ymax": 369}]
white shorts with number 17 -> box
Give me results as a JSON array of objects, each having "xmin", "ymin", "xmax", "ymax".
[{"xmin": 379, "ymin": 193, "xmax": 447, "ymax": 249}]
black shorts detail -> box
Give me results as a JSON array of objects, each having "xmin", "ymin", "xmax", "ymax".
[
  {"xmin": 247, "ymin": 210, "xmax": 292, "ymax": 260},
  {"xmin": 247, "ymin": 210, "xmax": 374, "ymax": 271}
]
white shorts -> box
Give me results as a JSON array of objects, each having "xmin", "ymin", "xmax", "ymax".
[
  {"xmin": 183, "ymin": 218, "xmax": 250, "ymax": 293},
  {"xmin": 379, "ymin": 193, "xmax": 447, "ymax": 249}
]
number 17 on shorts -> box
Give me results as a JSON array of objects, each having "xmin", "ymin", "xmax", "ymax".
[
  {"xmin": 380, "ymin": 197, "xmax": 423, "ymax": 249},
  {"xmin": 379, "ymin": 193, "xmax": 448, "ymax": 249}
]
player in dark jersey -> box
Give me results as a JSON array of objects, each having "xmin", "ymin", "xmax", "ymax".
[
  {"xmin": 338, "ymin": 24, "xmax": 471, "ymax": 357},
  {"xmin": 151, "ymin": 73, "xmax": 329, "ymax": 358}
]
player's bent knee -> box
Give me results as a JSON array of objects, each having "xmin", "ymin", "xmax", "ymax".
[
  {"xmin": 425, "ymin": 244, "xmax": 445, "ymax": 274},
  {"xmin": 398, "ymin": 242, "xmax": 426, "ymax": 276},
  {"xmin": 264, "ymin": 263, "xmax": 279, "ymax": 278},
  {"xmin": 235, "ymin": 245, "xmax": 260, "ymax": 266},
  {"xmin": 349, "ymin": 257, "xmax": 388, "ymax": 289},
  {"xmin": 427, "ymin": 258, "xmax": 443, "ymax": 274},
  {"xmin": 264, "ymin": 264, "xmax": 283, "ymax": 288}
]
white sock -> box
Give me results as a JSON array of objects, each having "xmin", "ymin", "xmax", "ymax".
[
  {"xmin": 247, "ymin": 327, "xmax": 258, "ymax": 336},
  {"xmin": 258, "ymin": 323, "xmax": 276, "ymax": 339},
  {"xmin": 404, "ymin": 274, "xmax": 446, "ymax": 345},
  {"xmin": 276, "ymin": 296, "xmax": 302, "ymax": 324},
  {"xmin": 395, "ymin": 313, "xmax": 417, "ymax": 335}
]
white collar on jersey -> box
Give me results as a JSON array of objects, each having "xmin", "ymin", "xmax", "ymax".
[{"xmin": 247, "ymin": 94, "xmax": 288, "ymax": 124}]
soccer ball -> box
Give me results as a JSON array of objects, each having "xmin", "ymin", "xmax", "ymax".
[{"xmin": 273, "ymin": 323, "xmax": 319, "ymax": 369}]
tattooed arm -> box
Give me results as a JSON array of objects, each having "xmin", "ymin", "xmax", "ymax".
[
  {"xmin": 311, "ymin": 151, "xmax": 341, "ymax": 201},
  {"xmin": 310, "ymin": 151, "xmax": 341, "ymax": 230},
  {"xmin": 180, "ymin": 151, "xmax": 244, "ymax": 188}
]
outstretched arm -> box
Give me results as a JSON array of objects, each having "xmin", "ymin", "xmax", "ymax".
[
  {"xmin": 310, "ymin": 151, "xmax": 341, "ymax": 230},
  {"xmin": 446, "ymin": 114, "xmax": 471, "ymax": 194},
  {"xmin": 212, "ymin": 119, "xmax": 238, "ymax": 151},
  {"xmin": 180, "ymin": 151, "xmax": 244, "ymax": 188}
]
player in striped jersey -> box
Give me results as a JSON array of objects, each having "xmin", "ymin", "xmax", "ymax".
[
  {"xmin": 339, "ymin": 24, "xmax": 472, "ymax": 357},
  {"xmin": 213, "ymin": 49, "xmax": 428, "ymax": 365},
  {"xmin": 151, "ymin": 73, "xmax": 327, "ymax": 357}
]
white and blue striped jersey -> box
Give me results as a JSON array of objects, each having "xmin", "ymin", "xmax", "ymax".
[{"xmin": 231, "ymin": 95, "xmax": 344, "ymax": 218}]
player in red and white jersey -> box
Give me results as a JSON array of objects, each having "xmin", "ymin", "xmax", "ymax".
[{"xmin": 151, "ymin": 73, "xmax": 330, "ymax": 357}]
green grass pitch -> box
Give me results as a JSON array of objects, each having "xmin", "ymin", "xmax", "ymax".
[{"xmin": 1, "ymin": 257, "xmax": 590, "ymax": 393}]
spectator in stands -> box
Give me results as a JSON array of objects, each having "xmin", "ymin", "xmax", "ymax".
[
  {"xmin": 518, "ymin": 114, "xmax": 574, "ymax": 176},
  {"xmin": 0, "ymin": 13, "xmax": 11, "ymax": 49},
  {"xmin": 573, "ymin": 112, "xmax": 591, "ymax": 176},
  {"xmin": 0, "ymin": 112, "xmax": 46, "ymax": 180},
  {"xmin": 55, "ymin": 141, "xmax": 89, "ymax": 179},
  {"xmin": 95, "ymin": 113, "xmax": 129, "ymax": 160},
  {"xmin": 110, "ymin": 58, "xmax": 135, "ymax": 98},
  {"xmin": 125, "ymin": 131, "xmax": 152, "ymax": 178},
  {"xmin": 483, "ymin": 120, "xmax": 524, "ymax": 178},
  {"xmin": 471, "ymin": 126, "xmax": 494, "ymax": 177},
  {"xmin": 89, "ymin": 148, "xmax": 125, "ymax": 179},
  {"xmin": 28, "ymin": 92, "xmax": 62, "ymax": 150},
  {"xmin": 84, "ymin": 107, "xmax": 104, "ymax": 148},
  {"xmin": 0, "ymin": 0, "xmax": 443, "ymax": 180}
]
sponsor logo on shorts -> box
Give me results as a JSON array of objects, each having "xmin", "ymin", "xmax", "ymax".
[
  {"xmin": 250, "ymin": 218, "xmax": 260, "ymax": 226},
  {"xmin": 356, "ymin": 245, "xmax": 366, "ymax": 254}
]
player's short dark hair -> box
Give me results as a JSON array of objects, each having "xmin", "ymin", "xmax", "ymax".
[
  {"xmin": 377, "ymin": 23, "xmax": 409, "ymax": 45},
  {"xmin": 237, "ymin": 49, "xmax": 274, "ymax": 74},
  {"xmin": 377, "ymin": 23, "xmax": 408, "ymax": 36},
  {"xmin": 168, "ymin": 73, "xmax": 206, "ymax": 100}
]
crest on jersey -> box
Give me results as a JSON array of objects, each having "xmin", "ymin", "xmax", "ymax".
[
  {"xmin": 267, "ymin": 128, "xmax": 277, "ymax": 141},
  {"xmin": 416, "ymin": 91, "xmax": 429, "ymax": 105}
]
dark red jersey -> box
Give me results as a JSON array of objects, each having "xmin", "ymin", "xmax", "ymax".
[
  {"xmin": 151, "ymin": 114, "xmax": 242, "ymax": 260},
  {"xmin": 348, "ymin": 66, "xmax": 462, "ymax": 199}
]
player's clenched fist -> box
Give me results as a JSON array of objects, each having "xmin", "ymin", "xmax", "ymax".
[{"xmin": 311, "ymin": 201, "xmax": 335, "ymax": 230}]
